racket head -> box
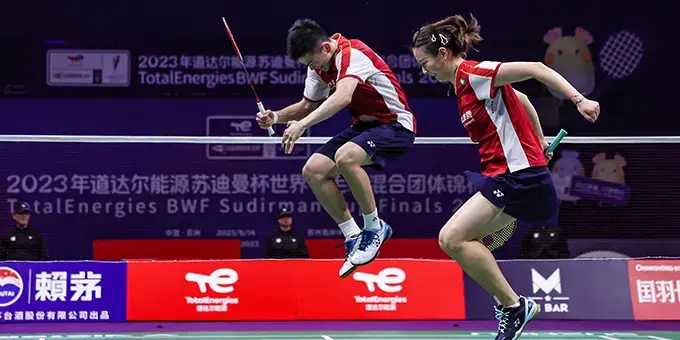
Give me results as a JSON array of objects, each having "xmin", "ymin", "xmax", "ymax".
[
  {"xmin": 479, "ymin": 220, "xmax": 518, "ymax": 251},
  {"xmin": 599, "ymin": 30, "xmax": 643, "ymax": 80}
]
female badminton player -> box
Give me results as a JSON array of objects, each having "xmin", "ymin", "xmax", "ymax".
[{"xmin": 411, "ymin": 14, "xmax": 599, "ymax": 340}]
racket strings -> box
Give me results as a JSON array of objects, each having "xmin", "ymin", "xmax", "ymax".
[
  {"xmin": 480, "ymin": 220, "xmax": 518, "ymax": 251},
  {"xmin": 599, "ymin": 30, "xmax": 643, "ymax": 79}
]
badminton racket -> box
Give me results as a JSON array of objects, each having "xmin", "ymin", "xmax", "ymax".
[
  {"xmin": 221, "ymin": 17, "xmax": 275, "ymax": 136},
  {"xmin": 480, "ymin": 220, "xmax": 518, "ymax": 251}
]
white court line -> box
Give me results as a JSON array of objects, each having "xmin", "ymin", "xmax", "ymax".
[
  {"xmin": 648, "ymin": 336, "xmax": 672, "ymax": 340},
  {"xmin": 0, "ymin": 336, "xmax": 490, "ymax": 340},
  {"xmin": 0, "ymin": 335, "xmax": 617, "ymax": 340}
]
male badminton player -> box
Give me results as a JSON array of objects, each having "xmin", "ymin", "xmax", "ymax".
[
  {"xmin": 410, "ymin": 14, "xmax": 599, "ymax": 340},
  {"xmin": 256, "ymin": 19, "xmax": 416, "ymax": 278}
]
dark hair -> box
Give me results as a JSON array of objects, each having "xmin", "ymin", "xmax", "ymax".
[
  {"xmin": 411, "ymin": 14, "xmax": 483, "ymax": 57},
  {"xmin": 286, "ymin": 19, "xmax": 330, "ymax": 60}
]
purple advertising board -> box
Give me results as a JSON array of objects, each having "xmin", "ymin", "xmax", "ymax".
[
  {"xmin": 0, "ymin": 98, "xmax": 483, "ymax": 260},
  {"xmin": 0, "ymin": 261, "xmax": 126, "ymax": 322},
  {"xmin": 1, "ymin": 99, "xmax": 679, "ymax": 261},
  {"xmin": 463, "ymin": 259, "xmax": 633, "ymax": 320}
]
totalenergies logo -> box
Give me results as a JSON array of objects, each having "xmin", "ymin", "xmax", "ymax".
[{"xmin": 0, "ymin": 267, "xmax": 23, "ymax": 307}]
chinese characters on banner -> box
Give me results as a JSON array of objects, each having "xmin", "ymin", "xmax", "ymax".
[
  {"xmin": 134, "ymin": 53, "xmax": 440, "ymax": 89},
  {"xmin": 0, "ymin": 258, "xmax": 677, "ymax": 322},
  {"xmin": 5, "ymin": 172, "xmax": 474, "ymax": 218},
  {"xmin": 0, "ymin": 262, "xmax": 127, "ymax": 323},
  {"xmin": 3, "ymin": 165, "xmax": 477, "ymax": 259},
  {"xmin": 628, "ymin": 260, "xmax": 680, "ymax": 320}
]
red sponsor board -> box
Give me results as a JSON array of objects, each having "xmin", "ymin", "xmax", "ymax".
[
  {"xmin": 296, "ymin": 259, "xmax": 466, "ymax": 320},
  {"xmin": 628, "ymin": 259, "xmax": 680, "ymax": 320},
  {"xmin": 93, "ymin": 239, "xmax": 241, "ymax": 260},
  {"xmin": 126, "ymin": 259, "xmax": 466, "ymax": 321},
  {"xmin": 126, "ymin": 260, "xmax": 297, "ymax": 320}
]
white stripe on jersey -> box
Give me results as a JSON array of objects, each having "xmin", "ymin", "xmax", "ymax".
[
  {"xmin": 370, "ymin": 72, "xmax": 414, "ymax": 131},
  {"xmin": 482, "ymin": 93, "xmax": 531, "ymax": 172},
  {"xmin": 338, "ymin": 48, "xmax": 414, "ymax": 132},
  {"xmin": 477, "ymin": 61, "xmax": 501, "ymax": 70},
  {"xmin": 469, "ymin": 61, "xmax": 500, "ymax": 100},
  {"xmin": 469, "ymin": 75, "xmax": 492, "ymax": 101}
]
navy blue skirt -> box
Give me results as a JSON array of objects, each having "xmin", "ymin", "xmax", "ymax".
[{"xmin": 465, "ymin": 166, "xmax": 558, "ymax": 225}]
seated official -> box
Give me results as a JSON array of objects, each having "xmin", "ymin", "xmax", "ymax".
[
  {"xmin": 0, "ymin": 202, "xmax": 49, "ymax": 261},
  {"xmin": 264, "ymin": 209, "xmax": 309, "ymax": 259}
]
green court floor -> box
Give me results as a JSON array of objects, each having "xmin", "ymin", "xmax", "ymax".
[{"xmin": 2, "ymin": 331, "xmax": 678, "ymax": 340}]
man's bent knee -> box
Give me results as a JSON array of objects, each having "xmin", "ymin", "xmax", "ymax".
[
  {"xmin": 303, "ymin": 155, "xmax": 338, "ymax": 184},
  {"xmin": 334, "ymin": 143, "xmax": 369, "ymax": 170}
]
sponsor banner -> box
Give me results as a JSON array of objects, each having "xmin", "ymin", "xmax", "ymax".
[
  {"xmin": 0, "ymin": 261, "xmax": 127, "ymax": 322},
  {"xmin": 464, "ymin": 259, "xmax": 633, "ymax": 320},
  {"xmin": 296, "ymin": 259, "xmax": 465, "ymax": 320},
  {"xmin": 126, "ymin": 260, "xmax": 297, "ymax": 321},
  {"xmin": 628, "ymin": 259, "xmax": 680, "ymax": 320},
  {"xmin": 2, "ymin": 98, "xmax": 679, "ymax": 262},
  {"xmin": 47, "ymin": 49, "xmax": 131, "ymax": 87},
  {"xmin": 126, "ymin": 259, "xmax": 464, "ymax": 321}
]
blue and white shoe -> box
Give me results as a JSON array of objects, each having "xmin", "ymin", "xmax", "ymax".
[
  {"xmin": 349, "ymin": 219, "xmax": 393, "ymax": 266},
  {"xmin": 494, "ymin": 296, "xmax": 540, "ymax": 340},
  {"xmin": 338, "ymin": 235, "xmax": 359, "ymax": 278}
]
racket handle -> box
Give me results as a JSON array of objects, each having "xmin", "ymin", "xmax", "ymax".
[
  {"xmin": 546, "ymin": 129, "xmax": 568, "ymax": 154},
  {"xmin": 256, "ymin": 101, "xmax": 276, "ymax": 136}
]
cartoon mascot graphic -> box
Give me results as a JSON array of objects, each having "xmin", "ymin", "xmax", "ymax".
[{"xmin": 543, "ymin": 27, "xmax": 596, "ymax": 100}]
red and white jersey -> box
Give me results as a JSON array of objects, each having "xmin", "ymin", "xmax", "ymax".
[
  {"xmin": 303, "ymin": 33, "xmax": 416, "ymax": 132},
  {"xmin": 455, "ymin": 60, "xmax": 546, "ymax": 177}
]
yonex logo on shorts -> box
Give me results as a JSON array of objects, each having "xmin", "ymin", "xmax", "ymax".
[
  {"xmin": 367, "ymin": 141, "xmax": 375, "ymax": 148},
  {"xmin": 493, "ymin": 189, "xmax": 504, "ymax": 197}
]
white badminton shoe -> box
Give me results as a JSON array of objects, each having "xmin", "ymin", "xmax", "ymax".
[{"xmin": 349, "ymin": 219, "xmax": 393, "ymax": 266}]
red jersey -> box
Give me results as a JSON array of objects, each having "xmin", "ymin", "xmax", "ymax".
[
  {"xmin": 455, "ymin": 60, "xmax": 547, "ymax": 177},
  {"xmin": 303, "ymin": 33, "xmax": 416, "ymax": 132}
]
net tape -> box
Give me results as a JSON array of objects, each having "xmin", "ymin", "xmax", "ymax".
[{"xmin": 0, "ymin": 135, "xmax": 678, "ymax": 144}]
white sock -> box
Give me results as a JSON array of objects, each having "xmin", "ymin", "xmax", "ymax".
[
  {"xmin": 338, "ymin": 218, "xmax": 361, "ymax": 240},
  {"xmin": 363, "ymin": 209, "xmax": 380, "ymax": 230}
]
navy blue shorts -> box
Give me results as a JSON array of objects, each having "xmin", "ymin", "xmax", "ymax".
[
  {"xmin": 315, "ymin": 121, "xmax": 415, "ymax": 170},
  {"xmin": 465, "ymin": 166, "xmax": 559, "ymax": 225}
]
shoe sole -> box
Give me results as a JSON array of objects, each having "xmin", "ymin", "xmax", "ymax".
[
  {"xmin": 513, "ymin": 300, "xmax": 540, "ymax": 340},
  {"xmin": 340, "ymin": 264, "xmax": 358, "ymax": 279},
  {"xmin": 351, "ymin": 223, "xmax": 393, "ymax": 266}
]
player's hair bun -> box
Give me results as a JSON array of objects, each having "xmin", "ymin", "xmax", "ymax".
[{"xmin": 411, "ymin": 13, "xmax": 483, "ymax": 56}]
